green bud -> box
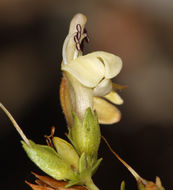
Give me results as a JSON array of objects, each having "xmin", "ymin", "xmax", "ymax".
[
  {"xmin": 52, "ymin": 137, "xmax": 79, "ymax": 171},
  {"xmin": 70, "ymin": 107, "xmax": 101, "ymax": 159},
  {"xmin": 22, "ymin": 140, "xmax": 76, "ymax": 181}
]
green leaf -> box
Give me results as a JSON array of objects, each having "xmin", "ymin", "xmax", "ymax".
[
  {"xmin": 22, "ymin": 140, "xmax": 76, "ymax": 181},
  {"xmin": 91, "ymin": 158, "xmax": 102, "ymax": 175}
]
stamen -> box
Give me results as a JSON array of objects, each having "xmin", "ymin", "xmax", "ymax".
[
  {"xmin": 77, "ymin": 31, "xmax": 81, "ymax": 41},
  {"xmin": 83, "ymin": 28, "xmax": 90, "ymax": 43},
  {"xmin": 79, "ymin": 33, "xmax": 88, "ymax": 52},
  {"xmin": 76, "ymin": 43, "xmax": 81, "ymax": 51},
  {"xmin": 63, "ymin": 24, "xmax": 90, "ymax": 62},
  {"xmin": 0, "ymin": 103, "xmax": 31, "ymax": 147},
  {"xmin": 44, "ymin": 126, "xmax": 55, "ymax": 148},
  {"xmin": 74, "ymin": 35, "xmax": 79, "ymax": 43},
  {"xmin": 76, "ymin": 24, "xmax": 82, "ymax": 33}
]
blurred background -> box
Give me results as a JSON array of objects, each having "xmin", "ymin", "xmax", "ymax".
[{"xmin": 0, "ymin": 0, "xmax": 173, "ymax": 189}]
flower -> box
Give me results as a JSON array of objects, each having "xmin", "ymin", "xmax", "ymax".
[{"xmin": 61, "ymin": 13, "xmax": 124, "ymax": 125}]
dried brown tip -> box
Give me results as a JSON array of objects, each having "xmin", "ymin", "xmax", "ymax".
[
  {"xmin": 26, "ymin": 181, "xmax": 55, "ymax": 190},
  {"xmin": 44, "ymin": 126, "xmax": 56, "ymax": 148},
  {"xmin": 29, "ymin": 172, "xmax": 88, "ymax": 190}
]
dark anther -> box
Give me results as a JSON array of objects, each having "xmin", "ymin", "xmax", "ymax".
[
  {"xmin": 74, "ymin": 35, "xmax": 79, "ymax": 43},
  {"xmin": 74, "ymin": 25, "xmax": 89, "ymax": 51},
  {"xmin": 83, "ymin": 28, "xmax": 87, "ymax": 34},
  {"xmin": 76, "ymin": 43, "xmax": 81, "ymax": 51},
  {"xmin": 77, "ymin": 31, "xmax": 81, "ymax": 40},
  {"xmin": 76, "ymin": 24, "xmax": 82, "ymax": 32},
  {"xmin": 83, "ymin": 28, "xmax": 90, "ymax": 43}
]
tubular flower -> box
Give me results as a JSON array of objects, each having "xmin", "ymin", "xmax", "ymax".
[{"xmin": 61, "ymin": 13, "xmax": 123, "ymax": 125}]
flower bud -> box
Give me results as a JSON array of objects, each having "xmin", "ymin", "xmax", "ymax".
[{"xmin": 70, "ymin": 107, "xmax": 101, "ymax": 160}]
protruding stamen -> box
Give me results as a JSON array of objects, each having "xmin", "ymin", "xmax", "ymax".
[
  {"xmin": 74, "ymin": 35, "xmax": 79, "ymax": 43},
  {"xmin": 76, "ymin": 43, "xmax": 81, "ymax": 51},
  {"xmin": 83, "ymin": 28, "xmax": 90, "ymax": 43},
  {"xmin": 76, "ymin": 24, "xmax": 82, "ymax": 33},
  {"xmin": 0, "ymin": 103, "xmax": 31, "ymax": 147},
  {"xmin": 44, "ymin": 126, "xmax": 55, "ymax": 148},
  {"xmin": 77, "ymin": 31, "xmax": 81, "ymax": 41}
]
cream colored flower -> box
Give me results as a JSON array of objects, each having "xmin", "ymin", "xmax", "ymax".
[{"xmin": 61, "ymin": 13, "xmax": 123, "ymax": 125}]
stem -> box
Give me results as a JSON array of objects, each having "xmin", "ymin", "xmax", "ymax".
[
  {"xmin": 101, "ymin": 135, "xmax": 147, "ymax": 185},
  {"xmin": 0, "ymin": 103, "xmax": 31, "ymax": 147},
  {"xmin": 85, "ymin": 177, "xmax": 99, "ymax": 190}
]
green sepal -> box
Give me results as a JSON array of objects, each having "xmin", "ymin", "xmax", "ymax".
[
  {"xmin": 67, "ymin": 119, "xmax": 81, "ymax": 156},
  {"xmin": 120, "ymin": 181, "xmax": 125, "ymax": 190},
  {"xmin": 79, "ymin": 152, "xmax": 87, "ymax": 173},
  {"xmin": 91, "ymin": 158, "xmax": 102, "ymax": 175},
  {"xmin": 71, "ymin": 108, "xmax": 101, "ymax": 159},
  {"xmin": 22, "ymin": 140, "xmax": 76, "ymax": 181},
  {"xmin": 65, "ymin": 177, "xmax": 81, "ymax": 188},
  {"xmin": 52, "ymin": 137, "xmax": 79, "ymax": 171}
]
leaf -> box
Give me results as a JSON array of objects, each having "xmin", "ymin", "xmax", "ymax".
[
  {"xmin": 91, "ymin": 158, "xmax": 102, "ymax": 175},
  {"xmin": 22, "ymin": 140, "xmax": 76, "ymax": 181}
]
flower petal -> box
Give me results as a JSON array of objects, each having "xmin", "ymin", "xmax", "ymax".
[
  {"xmin": 93, "ymin": 79, "xmax": 112, "ymax": 96},
  {"xmin": 69, "ymin": 13, "xmax": 87, "ymax": 34},
  {"xmin": 62, "ymin": 53, "xmax": 105, "ymax": 88},
  {"xmin": 93, "ymin": 97, "xmax": 121, "ymax": 124},
  {"xmin": 93, "ymin": 51, "xmax": 123, "ymax": 79},
  {"xmin": 104, "ymin": 91, "xmax": 124, "ymax": 105}
]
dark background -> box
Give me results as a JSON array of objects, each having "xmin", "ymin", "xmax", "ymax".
[{"xmin": 0, "ymin": 1, "xmax": 173, "ymax": 189}]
